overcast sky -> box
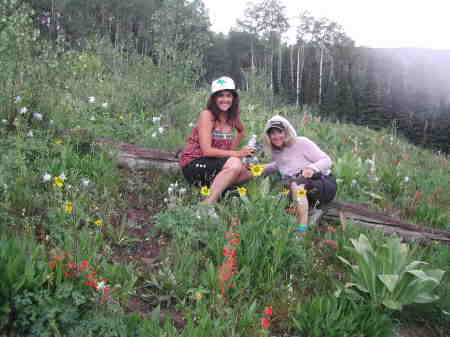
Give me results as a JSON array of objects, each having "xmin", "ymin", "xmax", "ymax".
[{"xmin": 201, "ymin": 0, "xmax": 449, "ymax": 50}]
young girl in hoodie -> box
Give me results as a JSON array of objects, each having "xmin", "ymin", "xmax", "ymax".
[{"xmin": 263, "ymin": 115, "xmax": 337, "ymax": 229}]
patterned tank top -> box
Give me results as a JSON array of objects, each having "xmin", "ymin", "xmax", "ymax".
[{"xmin": 179, "ymin": 120, "xmax": 236, "ymax": 168}]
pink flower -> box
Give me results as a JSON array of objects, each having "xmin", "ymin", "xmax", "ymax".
[{"xmin": 264, "ymin": 306, "xmax": 273, "ymax": 316}]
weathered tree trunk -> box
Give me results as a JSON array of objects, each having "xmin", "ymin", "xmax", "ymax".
[{"xmin": 322, "ymin": 200, "xmax": 450, "ymax": 246}]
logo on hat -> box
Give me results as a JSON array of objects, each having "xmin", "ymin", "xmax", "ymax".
[{"xmin": 211, "ymin": 76, "xmax": 236, "ymax": 94}]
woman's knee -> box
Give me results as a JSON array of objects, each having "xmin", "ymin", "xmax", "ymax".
[{"xmin": 223, "ymin": 157, "xmax": 244, "ymax": 171}]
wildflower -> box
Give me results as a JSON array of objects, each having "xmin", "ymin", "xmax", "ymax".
[
  {"xmin": 64, "ymin": 201, "xmax": 73, "ymax": 214},
  {"xmin": 53, "ymin": 176, "xmax": 64, "ymax": 188},
  {"xmin": 15, "ymin": 96, "xmax": 22, "ymax": 103},
  {"xmin": 85, "ymin": 281, "xmax": 97, "ymax": 288},
  {"xmin": 188, "ymin": 122, "xmax": 195, "ymax": 128},
  {"xmin": 59, "ymin": 173, "xmax": 66, "ymax": 180},
  {"xmin": 323, "ymin": 240, "xmax": 340, "ymax": 249},
  {"xmin": 54, "ymin": 139, "xmax": 63, "ymax": 145},
  {"xmin": 33, "ymin": 112, "xmax": 43, "ymax": 120},
  {"xmin": 151, "ymin": 132, "xmax": 157, "ymax": 138},
  {"xmin": 118, "ymin": 115, "xmax": 124, "ymax": 120},
  {"xmin": 250, "ymin": 164, "xmax": 265, "ymax": 177},
  {"xmin": 90, "ymin": 116, "xmax": 96, "ymax": 121},
  {"xmin": 49, "ymin": 119, "xmax": 54, "ymax": 125},
  {"xmin": 179, "ymin": 188, "xmax": 187, "ymax": 195},
  {"xmin": 264, "ymin": 306, "xmax": 273, "ymax": 316},
  {"xmin": 20, "ymin": 107, "xmax": 28, "ymax": 114},
  {"xmin": 101, "ymin": 102, "xmax": 108, "ymax": 108},
  {"xmin": 223, "ymin": 248, "xmax": 237, "ymax": 257},
  {"xmin": 351, "ymin": 179, "xmax": 358, "ymax": 185},
  {"xmin": 97, "ymin": 281, "xmax": 107, "ymax": 290},
  {"xmin": 42, "ymin": 173, "xmax": 52, "ymax": 182},
  {"xmin": 327, "ymin": 225, "xmax": 337, "ymax": 233},
  {"xmin": 281, "ymin": 188, "xmax": 290, "ymax": 195},
  {"xmin": 237, "ymin": 186, "xmax": 247, "ymax": 197},
  {"xmin": 158, "ymin": 127, "xmax": 164, "ymax": 134},
  {"xmin": 261, "ymin": 317, "xmax": 271, "ymax": 329},
  {"xmin": 297, "ymin": 188, "xmax": 307, "ymax": 198},
  {"xmin": 48, "ymin": 261, "xmax": 58, "ymax": 269},
  {"xmin": 94, "ymin": 220, "xmax": 103, "ymax": 227},
  {"xmin": 229, "ymin": 238, "xmax": 240, "ymax": 246},
  {"xmin": 195, "ymin": 291, "xmax": 203, "ymax": 301},
  {"xmin": 26, "ymin": 131, "xmax": 33, "ymax": 137},
  {"xmin": 2, "ymin": 119, "xmax": 7, "ymax": 123},
  {"xmin": 152, "ymin": 116, "xmax": 161, "ymax": 123},
  {"xmin": 200, "ymin": 186, "xmax": 210, "ymax": 196},
  {"xmin": 81, "ymin": 178, "xmax": 90, "ymax": 187},
  {"xmin": 88, "ymin": 96, "xmax": 96, "ymax": 103},
  {"xmin": 404, "ymin": 176, "xmax": 410, "ymax": 183}
]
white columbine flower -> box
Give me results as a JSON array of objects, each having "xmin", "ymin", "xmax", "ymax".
[
  {"xmin": 151, "ymin": 132, "xmax": 157, "ymax": 138},
  {"xmin": 15, "ymin": 96, "xmax": 22, "ymax": 103},
  {"xmin": 33, "ymin": 112, "xmax": 43, "ymax": 120},
  {"xmin": 42, "ymin": 173, "xmax": 52, "ymax": 182},
  {"xmin": 96, "ymin": 281, "xmax": 106, "ymax": 290},
  {"xmin": 20, "ymin": 107, "xmax": 28, "ymax": 114},
  {"xmin": 152, "ymin": 116, "xmax": 161, "ymax": 123},
  {"xmin": 404, "ymin": 176, "xmax": 410, "ymax": 183},
  {"xmin": 81, "ymin": 178, "xmax": 90, "ymax": 187},
  {"xmin": 90, "ymin": 116, "xmax": 96, "ymax": 121},
  {"xmin": 188, "ymin": 122, "xmax": 195, "ymax": 128},
  {"xmin": 88, "ymin": 96, "xmax": 96, "ymax": 103},
  {"xmin": 49, "ymin": 119, "xmax": 54, "ymax": 125},
  {"xmin": 158, "ymin": 127, "xmax": 164, "ymax": 134},
  {"xmin": 101, "ymin": 102, "xmax": 108, "ymax": 108},
  {"xmin": 179, "ymin": 188, "xmax": 186, "ymax": 195},
  {"xmin": 26, "ymin": 131, "xmax": 33, "ymax": 137},
  {"xmin": 2, "ymin": 119, "xmax": 7, "ymax": 124},
  {"xmin": 59, "ymin": 172, "xmax": 66, "ymax": 180},
  {"xmin": 352, "ymin": 179, "xmax": 358, "ymax": 185}
]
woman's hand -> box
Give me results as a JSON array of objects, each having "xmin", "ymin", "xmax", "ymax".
[
  {"xmin": 302, "ymin": 167, "xmax": 315, "ymax": 178},
  {"xmin": 236, "ymin": 146, "xmax": 255, "ymax": 158}
]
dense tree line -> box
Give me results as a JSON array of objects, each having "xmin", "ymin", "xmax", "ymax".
[{"xmin": 15, "ymin": 0, "xmax": 450, "ymax": 153}]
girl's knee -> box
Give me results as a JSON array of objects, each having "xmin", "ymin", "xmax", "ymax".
[{"xmin": 224, "ymin": 157, "xmax": 244, "ymax": 171}]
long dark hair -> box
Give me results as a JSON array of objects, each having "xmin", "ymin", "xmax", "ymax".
[{"xmin": 206, "ymin": 90, "xmax": 240, "ymax": 123}]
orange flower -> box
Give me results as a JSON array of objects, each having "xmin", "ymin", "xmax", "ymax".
[
  {"xmin": 328, "ymin": 226, "xmax": 337, "ymax": 233},
  {"xmin": 85, "ymin": 281, "xmax": 97, "ymax": 288},
  {"xmin": 261, "ymin": 317, "xmax": 271, "ymax": 329},
  {"xmin": 229, "ymin": 238, "xmax": 241, "ymax": 245},
  {"xmin": 48, "ymin": 261, "xmax": 58, "ymax": 269},
  {"xmin": 323, "ymin": 240, "xmax": 340, "ymax": 249},
  {"xmin": 223, "ymin": 248, "xmax": 237, "ymax": 257},
  {"xmin": 264, "ymin": 306, "xmax": 273, "ymax": 316}
]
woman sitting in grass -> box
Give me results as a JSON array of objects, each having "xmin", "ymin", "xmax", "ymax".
[
  {"xmin": 179, "ymin": 76, "xmax": 254, "ymax": 213},
  {"xmin": 262, "ymin": 115, "xmax": 337, "ymax": 230}
]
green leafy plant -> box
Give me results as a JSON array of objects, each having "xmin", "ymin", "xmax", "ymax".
[{"xmin": 337, "ymin": 234, "xmax": 445, "ymax": 311}]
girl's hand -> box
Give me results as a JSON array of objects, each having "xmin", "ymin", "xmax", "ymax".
[{"xmin": 302, "ymin": 167, "xmax": 315, "ymax": 178}]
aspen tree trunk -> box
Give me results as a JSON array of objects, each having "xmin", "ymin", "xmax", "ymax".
[
  {"xmin": 290, "ymin": 45, "xmax": 294, "ymax": 90},
  {"xmin": 296, "ymin": 44, "xmax": 305, "ymax": 107},
  {"xmin": 319, "ymin": 45, "xmax": 324, "ymax": 105},
  {"xmin": 278, "ymin": 37, "xmax": 282, "ymax": 93}
]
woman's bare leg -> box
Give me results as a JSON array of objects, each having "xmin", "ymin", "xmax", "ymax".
[
  {"xmin": 202, "ymin": 157, "xmax": 244, "ymax": 205},
  {"xmin": 290, "ymin": 181, "xmax": 309, "ymax": 226}
]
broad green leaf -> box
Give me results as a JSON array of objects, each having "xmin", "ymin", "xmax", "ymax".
[
  {"xmin": 382, "ymin": 299, "xmax": 402, "ymax": 311},
  {"xmin": 378, "ymin": 274, "xmax": 400, "ymax": 293}
]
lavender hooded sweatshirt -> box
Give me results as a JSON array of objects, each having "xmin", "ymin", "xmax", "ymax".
[{"xmin": 263, "ymin": 115, "xmax": 332, "ymax": 177}]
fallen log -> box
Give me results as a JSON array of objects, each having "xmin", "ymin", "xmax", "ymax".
[
  {"xmin": 95, "ymin": 139, "xmax": 450, "ymax": 246},
  {"xmin": 95, "ymin": 138, "xmax": 180, "ymax": 171},
  {"xmin": 322, "ymin": 200, "xmax": 450, "ymax": 246}
]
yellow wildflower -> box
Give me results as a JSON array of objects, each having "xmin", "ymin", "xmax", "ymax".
[
  {"xmin": 94, "ymin": 219, "xmax": 103, "ymax": 227},
  {"xmin": 195, "ymin": 291, "xmax": 203, "ymax": 301},
  {"xmin": 281, "ymin": 188, "xmax": 290, "ymax": 195},
  {"xmin": 237, "ymin": 186, "xmax": 247, "ymax": 197},
  {"xmin": 250, "ymin": 164, "xmax": 266, "ymax": 177},
  {"xmin": 200, "ymin": 186, "xmax": 210, "ymax": 196},
  {"xmin": 297, "ymin": 188, "xmax": 307, "ymax": 198},
  {"xmin": 55, "ymin": 139, "xmax": 63, "ymax": 145},
  {"xmin": 53, "ymin": 176, "xmax": 64, "ymax": 188},
  {"xmin": 118, "ymin": 115, "xmax": 124, "ymax": 120},
  {"xmin": 64, "ymin": 201, "xmax": 73, "ymax": 214}
]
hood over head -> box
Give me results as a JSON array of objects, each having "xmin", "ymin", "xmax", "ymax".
[{"xmin": 264, "ymin": 115, "xmax": 297, "ymax": 138}]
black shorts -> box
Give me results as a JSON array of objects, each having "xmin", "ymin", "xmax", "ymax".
[
  {"xmin": 182, "ymin": 157, "xmax": 230, "ymax": 187},
  {"xmin": 282, "ymin": 172, "xmax": 337, "ymax": 208}
]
